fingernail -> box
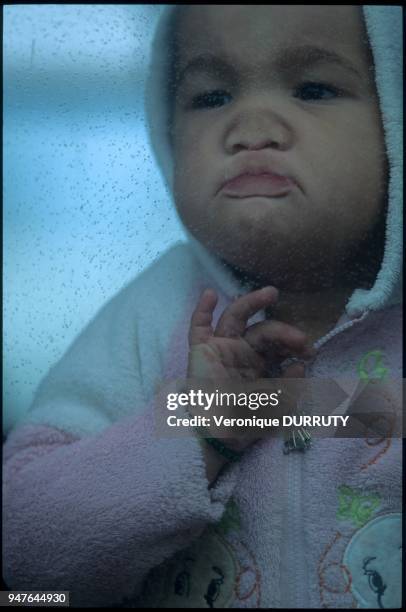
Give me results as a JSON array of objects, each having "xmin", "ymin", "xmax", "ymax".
[{"xmin": 263, "ymin": 286, "xmax": 278, "ymax": 298}]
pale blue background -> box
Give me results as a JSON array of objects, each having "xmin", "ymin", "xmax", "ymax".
[{"xmin": 4, "ymin": 5, "xmax": 186, "ymax": 433}]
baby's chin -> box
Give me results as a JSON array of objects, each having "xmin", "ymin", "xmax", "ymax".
[
  {"xmin": 194, "ymin": 206, "xmax": 306, "ymax": 256},
  {"xmin": 214, "ymin": 193, "xmax": 305, "ymax": 241}
]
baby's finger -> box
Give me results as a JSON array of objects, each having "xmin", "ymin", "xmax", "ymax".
[
  {"xmin": 244, "ymin": 320, "xmax": 314, "ymax": 360},
  {"xmin": 189, "ymin": 289, "xmax": 218, "ymax": 345},
  {"xmin": 214, "ymin": 286, "xmax": 279, "ymax": 338}
]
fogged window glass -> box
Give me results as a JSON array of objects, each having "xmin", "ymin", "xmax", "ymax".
[{"xmin": 4, "ymin": 5, "xmax": 186, "ymax": 433}]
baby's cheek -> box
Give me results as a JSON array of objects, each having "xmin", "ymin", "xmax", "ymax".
[{"xmin": 353, "ymin": 111, "xmax": 387, "ymax": 187}]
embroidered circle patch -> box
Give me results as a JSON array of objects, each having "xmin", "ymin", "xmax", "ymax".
[
  {"xmin": 343, "ymin": 513, "xmax": 401, "ymax": 609},
  {"xmin": 136, "ymin": 527, "xmax": 238, "ymax": 608}
]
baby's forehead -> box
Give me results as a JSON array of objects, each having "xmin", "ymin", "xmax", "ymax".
[
  {"xmin": 178, "ymin": 5, "xmax": 363, "ymax": 36},
  {"xmin": 176, "ymin": 5, "xmax": 369, "ymax": 68}
]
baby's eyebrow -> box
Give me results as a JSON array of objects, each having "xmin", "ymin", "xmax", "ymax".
[
  {"xmin": 278, "ymin": 45, "xmax": 362, "ymax": 78},
  {"xmin": 175, "ymin": 54, "xmax": 236, "ymax": 87},
  {"xmin": 176, "ymin": 44, "xmax": 362, "ymax": 87}
]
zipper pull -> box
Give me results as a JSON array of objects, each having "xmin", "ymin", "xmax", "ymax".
[
  {"xmin": 283, "ymin": 426, "xmax": 312, "ymax": 454},
  {"xmin": 283, "ymin": 411, "xmax": 312, "ymax": 455}
]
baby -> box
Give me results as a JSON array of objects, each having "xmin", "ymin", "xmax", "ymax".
[{"xmin": 3, "ymin": 5, "xmax": 402, "ymax": 609}]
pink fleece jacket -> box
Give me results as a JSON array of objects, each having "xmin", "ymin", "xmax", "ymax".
[
  {"xmin": 3, "ymin": 5, "xmax": 403, "ymax": 604},
  {"xmin": 2, "ymin": 242, "xmax": 402, "ymax": 608}
]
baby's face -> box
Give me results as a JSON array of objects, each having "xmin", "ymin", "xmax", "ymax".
[{"xmin": 171, "ymin": 5, "xmax": 387, "ymax": 289}]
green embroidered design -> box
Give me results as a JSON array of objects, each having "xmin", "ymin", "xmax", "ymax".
[
  {"xmin": 217, "ymin": 498, "xmax": 241, "ymax": 535},
  {"xmin": 337, "ymin": 485, "xmax": 381, "ymax": 528},
  {"xmin": 357, "ymin": 350, "xmax": 389, "ymax": 381}
]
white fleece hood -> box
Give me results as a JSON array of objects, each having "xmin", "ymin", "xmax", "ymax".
[{"xmin": 144, "ymin": 5, "xmax": 402, "ymax": 318}]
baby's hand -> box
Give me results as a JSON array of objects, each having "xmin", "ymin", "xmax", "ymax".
[
  {"xmin": 188, "ymin": 287, "xmax": 313, "ymax": 379},
  {"xmin": 187, "ymin": 287, "xmax": 314, "ymax": 451}
]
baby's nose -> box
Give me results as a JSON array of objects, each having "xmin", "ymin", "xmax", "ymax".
[{"xmin": 225, "ymin": 112, "xmax": 293, "ymax": 154}]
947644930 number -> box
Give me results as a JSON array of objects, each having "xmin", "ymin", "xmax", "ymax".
[{"xmin": 0, "ymin": 592, "xmax": 69, "ymax": 607}]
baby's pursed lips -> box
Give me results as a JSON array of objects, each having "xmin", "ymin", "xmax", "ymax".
[
  {"xmin": 219, "ymin": 153, "xmax": 298, "ymax": 195},
  {"xmin": 221, "ymin": 173, "xmax": 294, "ymax": 198}
]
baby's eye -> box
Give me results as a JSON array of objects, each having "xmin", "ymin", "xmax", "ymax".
[
  {"xmin": 190, "ymin": 90, "xmax": 232, "ymax": 109},
  {"xmin": 294, "ymin": 81, "xmax": 343, "ymax": 101}
]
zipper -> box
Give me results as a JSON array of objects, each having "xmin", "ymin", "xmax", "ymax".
[
  {"xmin": 279, "ymin": 309, "xmax": 370, "ymax": 608},
  {"xmin": 280, "ymin": 442, "xmax": 308, "ymax": 607},
  {"xmin": 280, "ymin": 358, "xmax": 312, "ymax": 608}
]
